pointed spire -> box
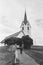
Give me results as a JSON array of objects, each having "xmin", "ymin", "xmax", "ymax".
[
  {"xmin": 20, "ymin": 10, "xmax": 29, "ymax": 27},
  {"xmin": 23, "ymin": 10, "xmax": 28, "ymax": 25},
  {"xmin": 24, "ymin": 10, "xmax": 27, "ymax": 21}
]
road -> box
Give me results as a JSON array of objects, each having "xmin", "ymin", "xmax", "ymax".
[{"xmin": 18, "ymin": 50, "xmax": 39, "ymax": 65}]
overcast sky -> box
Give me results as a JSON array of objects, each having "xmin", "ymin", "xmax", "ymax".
[{"xmin": 0, "ymin": 0, "xmax": 43, "ymax": 45}]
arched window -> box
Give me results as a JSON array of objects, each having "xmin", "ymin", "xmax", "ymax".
[
  {"xmin": 27, "ymin": 27, "xmax": 29, "ymax": 30},
  {"xmin": 22, "ymin": 27, "xmax": 24, "ymax": 30}
]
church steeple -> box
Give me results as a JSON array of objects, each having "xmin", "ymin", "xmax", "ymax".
[
  {"xmin": 20, "ymin": 10, "xmax": 31, "ymax": 36},
  {"xmin": 24, "ymin": 11, "xmax": 27, "ymax": 21},
  {"xmin": 20, "ymin": 10, "xmax": 30, "ymax": 27},
  {"xmin": 23, "ymin": 11, "xmax": 28, "ymax": 25}
]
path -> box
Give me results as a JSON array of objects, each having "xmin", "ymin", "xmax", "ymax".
[{"xmin": 18, "ymin": 50, "xmax": 39, "ymax": 65}]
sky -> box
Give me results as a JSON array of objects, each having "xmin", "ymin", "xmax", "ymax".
[{"xmin": 0, "ymin": 0, "xmax": 43, "ymax": 45}]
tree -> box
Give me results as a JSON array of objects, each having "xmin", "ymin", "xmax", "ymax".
[
  {"xmin": 3, "ymin": 35, "xmax": 33, "ymax": 49},
  {"xmin": 22, "ymin": 35, "xmax": 33, "ymax": 49},
  {"xmin": 4, "ymin": 37, "xmax": 21, "ymax": 46}
]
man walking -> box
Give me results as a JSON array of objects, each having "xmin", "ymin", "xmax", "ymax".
[{"xmin": 20, "ymin": 43, "xmax": 24, "ymax": 54}]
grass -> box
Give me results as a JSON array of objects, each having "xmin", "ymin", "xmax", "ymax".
[
  {"xmin": 0, "ymin": 46, "xmax": 15, "ymax": 65},
  {"xmin": 24, "ymin": 46, "xmax": 43, "ymax": 64}
]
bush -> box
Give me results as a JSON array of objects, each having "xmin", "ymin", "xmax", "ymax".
[{"xmin": 4, "ymin": 37, "xmax": 21, "ymax": 46}]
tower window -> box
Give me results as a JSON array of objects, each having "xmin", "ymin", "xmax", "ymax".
[
  {"xmin": 27, "ymin": 27, "xmax": 29, "ymax": 30},
  {"xmin": 22, "ymin": 27, "xmax": 24, "ymax": 30}
]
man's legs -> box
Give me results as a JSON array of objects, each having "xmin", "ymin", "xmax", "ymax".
[
  {"xmin": 20, "ymin": 49, "xmax": 22, "ymax": 54},
  {"xmin": 15, "ymin": 53, "xmax": 16, "ymax": 63}
]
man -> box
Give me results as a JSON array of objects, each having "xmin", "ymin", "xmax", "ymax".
[{"xmin": 20, "ymin": 43, "xmax": 24, "ymax": 54}]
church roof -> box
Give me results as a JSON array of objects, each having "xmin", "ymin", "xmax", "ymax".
[{"xmin": 1, "ymin": 30, "xmax": 25, "ymax": 43}]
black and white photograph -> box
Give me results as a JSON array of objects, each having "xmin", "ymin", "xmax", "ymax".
[{"xmin": 0, "ymin": 0, "xmax": 43, "ymax": 65}]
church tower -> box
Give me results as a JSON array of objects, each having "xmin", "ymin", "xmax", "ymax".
[{"xmin": 20, "ymin": 11, "xmax": 31, "ymax": 36}]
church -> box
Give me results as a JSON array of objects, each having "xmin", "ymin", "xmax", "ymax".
[
  {"xmin": 1, "ymin": 11, "xmax": 32, "ymax": 43},
  {"xmin": 6, "ymin": 11, "xmax": 31, "ymax": 39}
]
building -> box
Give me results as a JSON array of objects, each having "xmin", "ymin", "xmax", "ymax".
[
  {"xmin": 7, "ymin": 11, "xmax": 31, "ymax": 38},
  {"xmin": 1, "ymin": 11, "xmax": 31, "ymax": 43}
]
